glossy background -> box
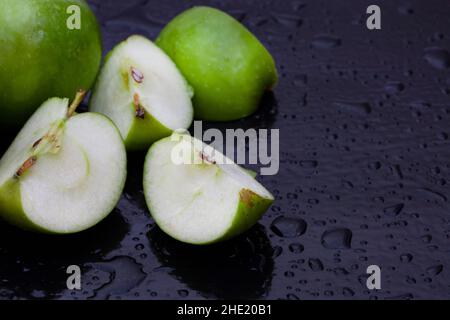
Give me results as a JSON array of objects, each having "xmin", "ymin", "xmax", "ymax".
[{"xmin": 1, "ymin": 0, "xmax": 450, "ymax": 300}]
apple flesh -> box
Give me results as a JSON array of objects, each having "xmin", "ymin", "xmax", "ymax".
[
  {"xmin": 0, "ymin": 91, "xmax": 127, "ymax": 234},
  {"xmin": 90, "ymin": 35, "xmax": 194, "ymax": 151},
  {"xmin": 0, "ymin": 0, "xmax": 102, "ymax": 128},
  {"xmin": 156, "ymin": 6, "xmax": 278, "ymax": 121},
  {"xmin": 143, "ymin": 132, "xmax": 274, "ymax": 245}
]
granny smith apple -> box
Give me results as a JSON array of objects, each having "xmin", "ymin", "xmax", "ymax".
[
  {"xmin": 0, "ymin": 91, "xmax": 127, "ymax": 234},
  {"xmin": 156, "ymin": 6, "xmax": 278, "ymax": 121},
  {"xmin": 143, "ymin": 131, "xmax": 274, "ymax": 245},
  {"xmin": 0, "ymin": 0, "xmax": 102, "ymax": 128},
  {"xmin": 90, "ymin": 35, "xmax": 194, "ymax": 151}
]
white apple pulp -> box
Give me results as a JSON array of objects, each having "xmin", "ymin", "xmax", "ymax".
[
  {"xmin": 144, "ymin": 133, "xmax": 274, "ymax": 244},
  {"xmin": 0, "ymin": 97, "xmax": 127, "ymax": 233}
]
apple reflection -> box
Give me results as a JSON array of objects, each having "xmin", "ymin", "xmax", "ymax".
[{"xmin": 148, "ymin": 224, "xmax": 274, "ymax": 299}]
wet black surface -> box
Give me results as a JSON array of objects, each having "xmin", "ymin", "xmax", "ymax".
[{"xmin": 1, "ymin": 0, "xmax": 450, "ymax": 300}]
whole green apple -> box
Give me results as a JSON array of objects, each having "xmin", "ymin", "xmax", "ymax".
[
  {"xmin": 0, "ymin": 0, "xmax": 102, "ymax": 128},
  {"xmin": 156, "ymin": 6, "xmax": 278, "ymax": 121}
]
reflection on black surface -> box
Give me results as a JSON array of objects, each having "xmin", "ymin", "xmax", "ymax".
[
  {"xmin": 149, "ymin": 224, "xmax": 274, "ymax": 299},
  {"xmin": 0, "ymin": 209, "xmax": 129, "ymax": 299}
]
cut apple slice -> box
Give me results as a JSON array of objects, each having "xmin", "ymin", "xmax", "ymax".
[
  {"xmin": 90, "ymin": 35, "xmax": 194, "ymax": 150},
  {"xmin": 143, "ymin": 132, "xmax": 274, "ymax": 244},
  {"xmin": 0, "ymin": 92, "xmax": 127, "ymax": 234}
]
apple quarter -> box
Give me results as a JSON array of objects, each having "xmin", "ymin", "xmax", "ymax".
[
  {"xmin": 90, "ymin": 35, "xmax": 194, "ymax": 151},
  {"xmin": 143, "ymin": 132, "xmax": 274, "ymax": 245}
]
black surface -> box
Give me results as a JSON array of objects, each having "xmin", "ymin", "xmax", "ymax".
[{"xmin": 1, "ymin": 0, "xmax": 450, "ymax": 300}]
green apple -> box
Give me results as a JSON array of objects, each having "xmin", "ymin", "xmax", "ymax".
[
  {"xmin": 90, "ymin": 35, "xmax": 194, "ymax": 151},
  {"xmin": 143, "ymin": 131, "xmax": 274, "ymax": 245},
  {"xmin": 156, "ymin": 6, "xmax": 278, "ymax": 121},
  {"xmin": 0, "ymin": 91, "xmax": 127, "ymax": 234},
  {"xmin": 0, "ymin": 0, "xmax": 102, "ymax": 128}
]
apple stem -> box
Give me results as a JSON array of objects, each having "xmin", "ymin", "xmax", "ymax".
[{"xmin": 67, "ymin": 89, "xmax": 87, "ymax": 117}]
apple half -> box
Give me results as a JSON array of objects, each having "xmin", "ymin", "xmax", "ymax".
[
  {"xmin": 0, "ymin": 91, "xmax": 127, "ymax": 234},
  {"xmin": 143, "ymin": 132, "xmax": 274, "ymax": 245},
  {"xmin": 90, "ymin": 35, "xmax": 194, "ymax": 151}
]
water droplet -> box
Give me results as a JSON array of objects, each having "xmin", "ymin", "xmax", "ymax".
[
  {"xmin": 270, "ymin": 216, "xmax": 307, "ymax": 238},
  {"xmin": 400, "ymin": 253, "xmax": 413, "ymax": 263},
  {"xmin": 398, "ymin": 5, "xmax": 414, "ymax": 15},
  {"xmin": 342, "ymin": 287, "xmax": 355, "ymax": 297},
  {"xmin": 321, "ymin": 228, "xmax": 352, "ymax": 249},
  {"xmin": 426, "ymin": 265, "xmax": 443, "ymax": 276},
  {"xmin": 424, "ymin": 47, "xmax": 450, "ymax": 70},
  {"xmin": 312, "ymin": 34, "xmax": 341, "ymax": 49},
  {"xmin": 30, "ymin": 289, "xmax": 46, "ymax": 299},
  {"xmin": 308, "ymin": 258, "xmax": 324, "ymax": 271},
  {"xmin": 383, "ymin": 203, "xmax": 404, "ymax": 217},
  {"xmin": 384, "ymin": 81, "xmax": 405, "ymax": 93},
  {"xmin": 177, "ymin": 289, "xmax": 189, "ymax": 297},
  {"xmin": 289, "ymin": 243, "xmax": 304, "ymax": 254},
  {"xmin": 272, "ymin": 246, "xmax": 283, "ymax": 258},
  {"xmin": 287, "ymin": 293, "xmax": 300, "ymax": 300},
  {"xmin": 272, "ymin": 13, "xmax": 302, "ymax": 28},
  {"xmin": 89, "ymin": 256, "xmax": 146, "ymax": 299},
  {"xmin": 285, "ymin": 271, "xmax": 295, "ymax": 278},
  {"xmin": 334, "ymin": 101, "xmax": 371, "ymax": 115}
]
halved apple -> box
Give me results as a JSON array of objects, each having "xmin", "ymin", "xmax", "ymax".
[
  {"xmin": 143, "ymin": 132, "xmax": 274, "ymax": 245},
  {"xmin": 90, "ymin": 35, "xmax": 194, "ymax": 151},
  {"xmin": 0, "ymin": 91, "xmax": 127, "ymax": 234}
]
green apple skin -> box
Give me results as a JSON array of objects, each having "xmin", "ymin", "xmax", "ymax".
[
  {"xmin": 124, "ymin": 111, "xmax": 173, "ymax": 151},
  {"xmin": 210, "ymin": 191, "xmax": 273, "ymax": 244},
  {"xmin": 0, "ymin": 179, "xmax": 49, "ymax": 233},
  {"xmin": 156, "ymin": 6, "xmax": 278, "ymax": 121},
  {"xmin": 0, "ymin": 0, "xmax": 102, "ymax": 128}
]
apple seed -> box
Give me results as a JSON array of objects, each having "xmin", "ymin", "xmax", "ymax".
[
  {"xmin": 133, "ymin": 93, "xmax": 146, "ymax": 119},
  {"xmin": 32, "ymin": 138, "xmax": 42, "ymax": 149},
  {"xmin": 199, "ymin": 151, "xmax": 216, "ymax": 165},
  {"xmin": 15, "ymin": 156, "xmax": 37, "ymax": 178},
  {"xmin": 131, "ymin": 67, "xmax": 144, "ymax": 83}
]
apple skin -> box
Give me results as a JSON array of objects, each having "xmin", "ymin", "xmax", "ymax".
[
  {"xmin": 210, "ymin": 190, "xmax": 273, "ymax": 244},
  {"xmin": 125, "ymin": 113, "xmax": 173, "ymax": 151},
  {"xmin": 0, "ymin": 0, "xmax": 102, "ymax": 128},
  {"xmin": 0, "ymin": 179, "xmax": 50, "ymax": 233},
  {"xmin": 156, "ymin": 6, "xmax": 278, "ymax": 121}
]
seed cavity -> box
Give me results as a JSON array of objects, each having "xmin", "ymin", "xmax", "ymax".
[
  {"xmin": 15, "ymin": 156, "xmax": 37, "ymax": 178},
  {"xmin": 131, "ymin": 67, "xmax": 144, "ymax": 83},
  {"xmin": 133, "ymin": 93, "xmax": 146, "ymax": 119}
]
